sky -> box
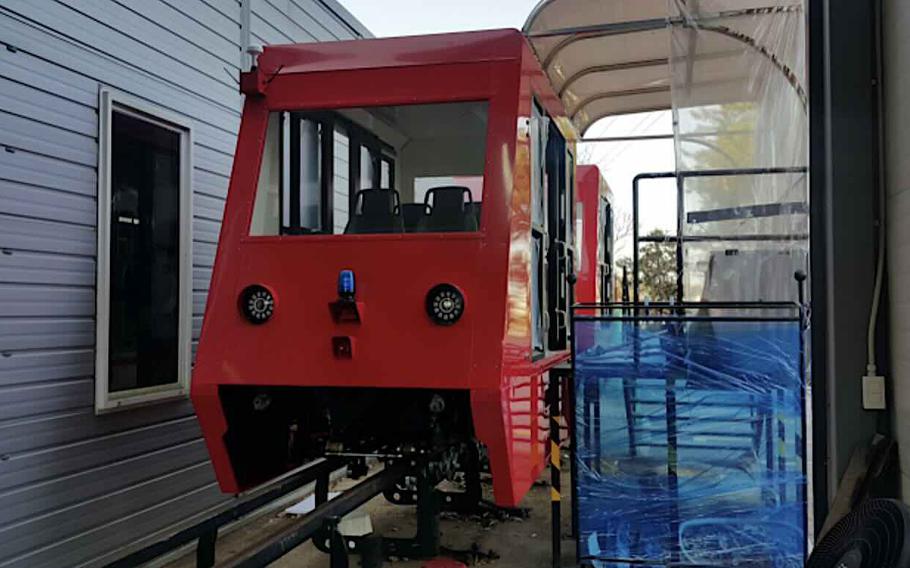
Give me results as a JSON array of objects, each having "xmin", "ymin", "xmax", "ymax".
[
  {"xmin": 339, "ymin": 0, "xmax": 678, "ymax": 259},
  {"xmin": 340, "ymin": 0, "xmax": 540, "ymax": 37}
]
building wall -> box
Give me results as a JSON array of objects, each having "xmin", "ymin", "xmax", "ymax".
[
  {"xmin": 0, "ymin": 1, "xmax": 366, "ymax": 566},
  {"xmin": 884, "ymin": 0, "xmax": 910, "ymax": 500},
  {"xmin": 811, "ymin": 0, "xmax": 881, "ymax": 518}
]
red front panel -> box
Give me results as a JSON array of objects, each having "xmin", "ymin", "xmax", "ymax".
[{"xmin": 199, "ymin": 237, "xmax": 486, "ymax": 390}]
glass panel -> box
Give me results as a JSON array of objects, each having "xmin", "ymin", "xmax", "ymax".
[
  {"xmin": 251, "ymin": 114, "xmax": 323, "ymax": 235},
  {"xmin": 251, "ymin": 101, "xmax": 488, "ymax": 235},
  {"xmin": 333, "ymin": 128, "xmax": 350, "ymax": 234},
  {"xmin": 298, "ymin": 120, "xmax": 322, "ymax": 231},
  {"xmin": 108, "ymin": 110, "xmax": 181, "ymax": 393},
  {"xmin": 531, "ymin": 234, "xmax": 544, "ymax": 354},
  {"xmin": 360, "ymin": 146, "xmax": 375, "ymax": 190},
  {"xmin": 531, "ymin": 101, "xmax": 547, "ymax": 230},
  {"xmin": 380, "ymin": 159, "xmax": 390, "ymax": 188},
  {"xmin": 574, "ymin": 316, "xmax": 807, "ymax": 567},
  {"xmin": 575, "ymin": 201, "xmax": 584, "ymax": 270}
]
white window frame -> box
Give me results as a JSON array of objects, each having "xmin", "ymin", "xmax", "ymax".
[{"xmin": 94, "ymin": 87, "xmax": 193, "ymax": 413}]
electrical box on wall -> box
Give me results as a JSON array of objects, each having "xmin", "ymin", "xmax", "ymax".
[{"xmin": 863, "ymin": 375, "xmax": 887, "ymax": 410}]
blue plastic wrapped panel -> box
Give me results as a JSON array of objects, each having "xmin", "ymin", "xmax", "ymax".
[{"xmin": 574, "ymin": 318, "xmax": 806, "ymax": 567}]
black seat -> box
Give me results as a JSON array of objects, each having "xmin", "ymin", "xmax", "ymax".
[
  {"xmin": 465, "ymin": 202, "xmax": 481, "ymax": 227},
  {"xmin": 417, "ymin": 186, "xmax": 478, "ymax": 232},
  {"xmin": 399, "ymin": 203, "xmax": 431, "ymax": 232},
  {"xmin": 344, "ymin": 189, "xmax": 404, "ymax": 234}
]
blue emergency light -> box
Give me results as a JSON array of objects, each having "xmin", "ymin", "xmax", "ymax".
[{"xmin": 338, "ymin": 269, "xmax": 355, "ymax": 299}]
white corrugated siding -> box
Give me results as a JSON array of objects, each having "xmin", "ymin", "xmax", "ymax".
[{"xmin": 0, "ymin": 1, "xmax": 367, "ymax": 566}]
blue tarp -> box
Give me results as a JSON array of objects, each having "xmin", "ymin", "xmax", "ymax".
[{"xmin": 574, "ymin": 318, "xmax": 807, "ymax": 567}]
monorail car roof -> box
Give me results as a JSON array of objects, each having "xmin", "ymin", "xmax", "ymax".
[{"xmin": 255, "ymin": 28, "xmax": 527, "ymax": 76}]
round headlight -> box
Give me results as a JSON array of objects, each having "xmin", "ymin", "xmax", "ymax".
[
  {"xmin": 240, "ymin": 285, "xmax": 274, "ymax": 324},
  {"xmin": 426, "ymin": 284, "xmax": 464, "ymax": 326}
]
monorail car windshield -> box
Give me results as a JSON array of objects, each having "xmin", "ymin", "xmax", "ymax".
[{"xmin": 192, "ymin": 29, "xmax": 584, "ymax": 507}]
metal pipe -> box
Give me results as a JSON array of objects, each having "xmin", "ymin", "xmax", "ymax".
[
  {"xmin": 679, "ymin": 166, "xmax": 807, "ymax": 178},
  {"xmin": 105, "ymin": 459, "xmax": 343, "ymax": 568},
  {"xmin": 676, "ymin": 173, "xmax": 685, "ymax": 303},
  {"xmin": 228, "ymin": 461, "xmax": 410, "ymax": 568},
  {"xmin": 578, "ymin": 130, "xmax": 753, "ymax": 144},
  {"xmin": 578, "ymin": 134, "xmax": 674, "ymax": 143},
  {"xmin": 630, "ymin": 167, "xmax": 808, "ymax": 303},
  {"xmin": 573, "ymin": 315, "xmax": 802, "ymax": 323},
  {"xmin": 574, "ymin": 300, "xmax": 801, "ymax": 309},
  {"xmin": 638, "ymin": 233, "xmax": 809, "ymax": 243}
]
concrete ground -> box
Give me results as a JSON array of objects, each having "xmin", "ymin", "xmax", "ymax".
[{"xmin": 167, "ymin": 465, "xmax": 575, "ymax": 568}]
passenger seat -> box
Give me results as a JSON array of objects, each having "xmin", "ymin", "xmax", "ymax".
[
  {"xmin": 417, "ymin": 186, "xmax": 478, "ymax": 232},
  {"xmin": 344, "ymin": 189, "xmax": 404, "ymax": 234},
  {"xmin": 465, "ymin": 202, "xmax": 481, "ymax": 228}
]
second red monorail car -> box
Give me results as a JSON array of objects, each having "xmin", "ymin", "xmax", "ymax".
[
  {"xmin": 574, "ymin": 165, "xmax": 615, "ymax": 353},
  {"xmin": 575, "ymin": 165, "xmax": 615, "ymax": 306},
  {"xmin": 192, "ymin": 29, "xmax": 582, "ymax": 507}
]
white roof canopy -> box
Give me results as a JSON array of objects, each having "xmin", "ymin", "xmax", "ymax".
[{"xmin": 522, "ymin": 0, "xmax": 806, "ymax": 134}]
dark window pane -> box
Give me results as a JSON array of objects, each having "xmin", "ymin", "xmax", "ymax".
[{"xmin": 108, "ymin": 111, "xmax": 181, "ymax": 393}]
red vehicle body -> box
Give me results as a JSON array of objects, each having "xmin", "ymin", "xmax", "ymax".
[
  {"xmin": 192, "ymin": 30, "xmax": 579, "ymax": 507},
  {"xmin": 574, "ymin": 165, "xmax": 614, "ymax": 353},
  {"xmin": 574, "ymin": 165, "xmax": 614, "ymax": 307}
]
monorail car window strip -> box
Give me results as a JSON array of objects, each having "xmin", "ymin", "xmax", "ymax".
[
  {"xmin": 530, "ymin": 99, "xmax": 548, "ymax": 356},
  {"xmin": 252, "ymin": 101, "xmax": 489, "ymax": 236},
  {"xmin": 272, "ymin": 110, "xmax": 395, "ymax": 236},
  {"xmin": 601, "ymin": 197, "xmax": 613, "ymax": 301},
  {"xmin": 545, "ymin": 117, "xmax": 570, "ymax": 351}
]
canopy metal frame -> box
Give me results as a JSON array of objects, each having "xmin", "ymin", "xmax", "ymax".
[{"xmin": 522, "ymin": 1, "xmax": 806, "ymax": 134}]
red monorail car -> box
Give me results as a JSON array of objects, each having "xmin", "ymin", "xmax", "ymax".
[
  {"xmin": 574, "ymin": 165, "xmax": 614, "ymax": 353},
  {"xmin": 575, "ymin": 165, "xmax": 614, "ymax": 306},
  {"xmin": 192, "ymin": 29, "xmax": 581, "ymax": 507}
]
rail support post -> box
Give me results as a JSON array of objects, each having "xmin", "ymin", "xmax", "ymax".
[
  {"xmin": 196, "ymin": 527, "xmax": 217, "ymax": 568},
  {"xmin": 414, "ymin": 464, "xmax": 441, "ymax": 558},
  {"xmin": 549, "ymin": 370, "xmax": 563, "ymax": 568},
  {"xmin": 326, "ymin": 516, "xmax": 349, "ymax": 568}
]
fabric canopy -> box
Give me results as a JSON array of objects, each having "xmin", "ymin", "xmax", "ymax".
[{"xmin": 522, "ymin": 0, "xmax": 805, "ymax": 134}]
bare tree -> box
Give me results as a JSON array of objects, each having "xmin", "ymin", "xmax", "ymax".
[
  {"xmin": 576, "ymin": 141, "xmax": 597, "ymax": 164},
  {"xmin": 613, "ymin": 208, "xmax": 633, "ymax": 249}
]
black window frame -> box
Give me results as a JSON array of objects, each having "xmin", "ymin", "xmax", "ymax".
[
  {"xmin": 279, "ymin": 110, "xmax": 396, "ymax": 236},
  {"xmin": 545, "ymin": 117, "xmax": 570, "ymax": 351},
  {"xmin": 600, "ymin": 196, "xmax": 614, "ymax": 302}
]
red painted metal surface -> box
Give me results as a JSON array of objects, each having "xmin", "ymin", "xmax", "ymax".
[
  {"xmin": 575, "ymin": 165, "xmax": 608, "ymax": 305},
  {"xmin": 192, "ymin": 30, "xmax": 574, "ymax": 507},
  {"xmin": 574, "ymin": 165, "xmax": 612, "ymax": 352}
]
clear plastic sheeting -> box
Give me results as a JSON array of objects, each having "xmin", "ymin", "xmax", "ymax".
[
  {"xmin": 684, "ymin": 242, "xmax": 808, "ymax": 302},
  {"xmin": 574, "ymin": 314, "xmax": 807, "ymax": 566},
  {"xmin": 669, "ymin": 0, "xmax": 809, "ymax": 301},
  {"xmin": 670, "ymin": 0, "xmax": 807, "ymax": 171}
]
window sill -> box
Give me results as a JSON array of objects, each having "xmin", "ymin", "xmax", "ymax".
[{"xmin": 95, "ymin": 383, "xmax": 189, "ymax": 415}]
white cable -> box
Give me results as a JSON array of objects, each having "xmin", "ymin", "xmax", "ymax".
[
  {"xmin": 867, "ymin": 217, "xmax": 885, "ymax": 376},
  {"xmin": 867, "ymin": 0, "xmax": 886, "ymax": 377}
]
